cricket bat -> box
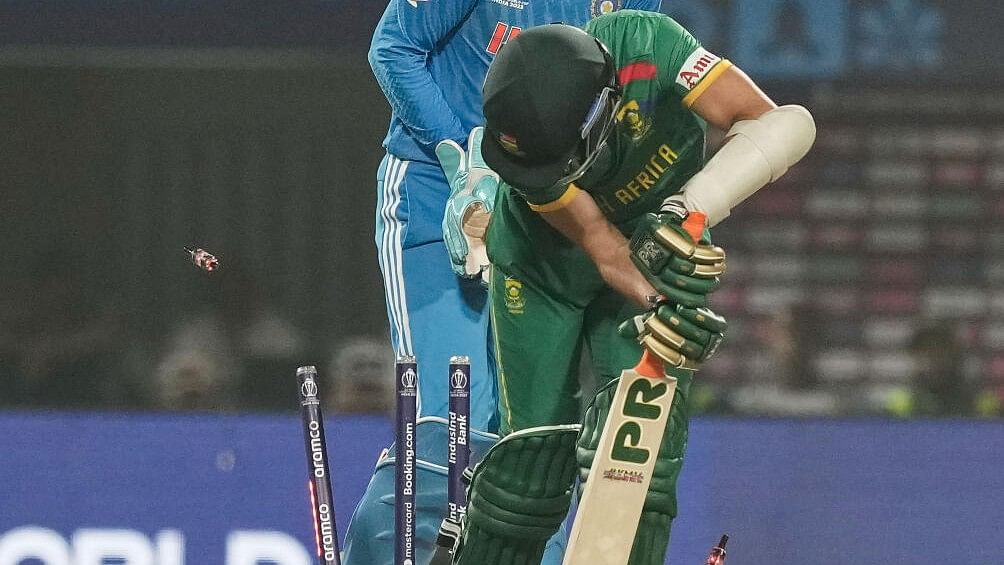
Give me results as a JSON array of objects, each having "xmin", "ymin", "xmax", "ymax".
[{"xmin": 563, "ymin": 350, "xmax": 677, "ymax": 565}]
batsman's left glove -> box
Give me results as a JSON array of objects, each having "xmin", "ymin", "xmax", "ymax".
[
  {"xmin": 437, "ymin": 127, "xmax": 499, "ymax": 283},
  {"xmin": 619, "ymin": 301, "xmax": 727, "ymax": 371},
  {"xmin": 628, "ymin": 201, "xmax": 726, "ymax": 308}
]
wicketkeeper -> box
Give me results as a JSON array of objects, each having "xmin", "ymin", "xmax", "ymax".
[{"xmin": 447, "ymin": 11, "xmax": 816, "ymax": 564}]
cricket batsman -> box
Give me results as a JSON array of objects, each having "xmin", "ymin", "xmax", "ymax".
[
  {"xmin": 446, "ymin": 11, "xmax": 816, "ymax": 564},
  {"xmin": 345, "ymin": 1, "xmax": 660, "ymax": 563}
]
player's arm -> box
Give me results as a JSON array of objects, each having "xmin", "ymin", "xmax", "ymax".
[
  {"xmin": 671, "ymin": 64, "xmax": 816, "ymax": 226},
  {"xmin": 368, "ymin": 0, "xmax": 477, "ymax": 147},
  {"xmin": 504, "ymin": 154, "xmax": 722, "ymax": 366},
  {"xmin": 688, "ymin": 65, "xmax": 774, "ymax": 128},
  {"xmin": 539, "ymin": 186, "xmax": 726, "ymax": 370},
  {"xmin": 537, "ymin": 186, "xmax": 656, "ymax": 308}
]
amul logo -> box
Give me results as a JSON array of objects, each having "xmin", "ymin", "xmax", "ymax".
[{"xmin": 676, "ymin": 48, "xmax": 722, "ymax": 90}]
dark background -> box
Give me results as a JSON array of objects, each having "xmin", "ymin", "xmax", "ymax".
[{"xmin": 2, "ymin": 0, "xmax": 1002, "ymax": 417}]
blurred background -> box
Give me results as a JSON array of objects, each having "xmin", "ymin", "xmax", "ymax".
[{"xmin": 2, "ymin": 1, "xmax": 1003, "ymax": 564}]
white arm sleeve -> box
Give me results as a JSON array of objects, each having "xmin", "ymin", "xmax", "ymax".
[{"xmin": 674, "ymin": 105, "xmax": 816, "ymax": 227}]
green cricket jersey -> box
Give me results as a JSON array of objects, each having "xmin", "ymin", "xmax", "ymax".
[{"xmin": 487, "ymin": 10, "xmax": 731, "ymax": 282}]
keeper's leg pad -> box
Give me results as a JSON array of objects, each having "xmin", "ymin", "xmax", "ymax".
[
  {"xmin": 576, "ymin": 374, "xmax": 692, "ymax": 565},
  {"xmin": 342, "ymin": 417, "xmax": 498, "ymax": 565},
  {"xmin": 454, "ymin": 425, "xmax": 581, "ymax": 565}
]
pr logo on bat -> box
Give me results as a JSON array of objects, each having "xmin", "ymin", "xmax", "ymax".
[{"xmin": 609, "ymin": 378, "xmax": 669, "ymax": 466}]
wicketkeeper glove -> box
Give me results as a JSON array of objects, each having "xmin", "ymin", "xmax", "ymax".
[
  {"xmin": 437, "ymin": 127, "xmax": 499, "ymax": 283},
  {"xmin": 628, "ymin": 201, "xmax": 726, "ymax": 308},
  {"xmin": 619, "ymin": 301, "xmax": 727, "ymax": 371}
]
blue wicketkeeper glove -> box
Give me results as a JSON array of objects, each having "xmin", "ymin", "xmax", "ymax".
[{"xmin": 436, "ymin": 127, "xmax": 499, "ymax": 283}]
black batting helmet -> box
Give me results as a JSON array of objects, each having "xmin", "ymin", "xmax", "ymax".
[{"xmin": 481, "ymin": 24, "xmax": 620, "ymax": 193}]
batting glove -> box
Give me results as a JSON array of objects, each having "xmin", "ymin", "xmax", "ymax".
[
  {"xmin": 628, "ymin": 203, "xmax": 726, "ymax": 308},
  {"xmin": 619, "ymin": 301, "xmax": 727, "ymax": 371}
]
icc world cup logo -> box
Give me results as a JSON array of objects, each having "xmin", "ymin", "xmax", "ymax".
[
  {"xmin": 450, "ymin": 369, "xmax": 468, "ymax": 390},
  {"xmin": 301, "ymin": 376, "xmax": 318, "ymax": 399},
  {"xmin": 401, "ymin": 368, "xmax": 417, "ymax": 390}
]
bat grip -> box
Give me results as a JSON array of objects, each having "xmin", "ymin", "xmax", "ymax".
[
  {"xmin": 634, "ymin": 349, "xmax": 664, "ymax": 379},
  {"xmin": 682, "ymin": 211, "xmax": 707, "ymax": 243}
]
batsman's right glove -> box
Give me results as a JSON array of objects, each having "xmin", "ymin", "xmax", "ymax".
[
  {"xmin": 619, "ymin": 301, "xmax": 727, "ymax": 371},
  {"xmin": 628, "ymin": 202, "xmax": 726, "ymax": 308}
]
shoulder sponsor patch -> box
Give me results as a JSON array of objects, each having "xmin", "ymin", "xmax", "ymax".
[{"xmin": 675, "ymin": 47, "xmax": 722, "ymax": 90}]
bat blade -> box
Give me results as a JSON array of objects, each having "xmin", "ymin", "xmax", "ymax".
[{"xmin": 563, "ymin": 352, "xmax": 676, "ymax": 565}]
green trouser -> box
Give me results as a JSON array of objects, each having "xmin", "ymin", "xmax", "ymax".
[
  {"xmin": 489, "ymin": 251, "xmax": 641, "ymax": 435},
  {"xmin": 489, "ymin": 244, "xmax": 692, "ymax": 431}
]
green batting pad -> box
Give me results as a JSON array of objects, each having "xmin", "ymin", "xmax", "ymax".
[{"xmin": 455, "ymin": 425, "xmax": 580, "ymax": 565}]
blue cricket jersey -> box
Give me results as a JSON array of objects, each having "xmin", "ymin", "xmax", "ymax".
[{"xmin": 369, "ymin": 0, "xmax": 661, "ymax": 164}]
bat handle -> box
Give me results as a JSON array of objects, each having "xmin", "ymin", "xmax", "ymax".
[
  {"xmin": 682, "ymin": 211, "xmax": 707, "ymax": 243},
  {"xmin": 634, "ymin": 349, "xmax": 664, "ymax": 379}
]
